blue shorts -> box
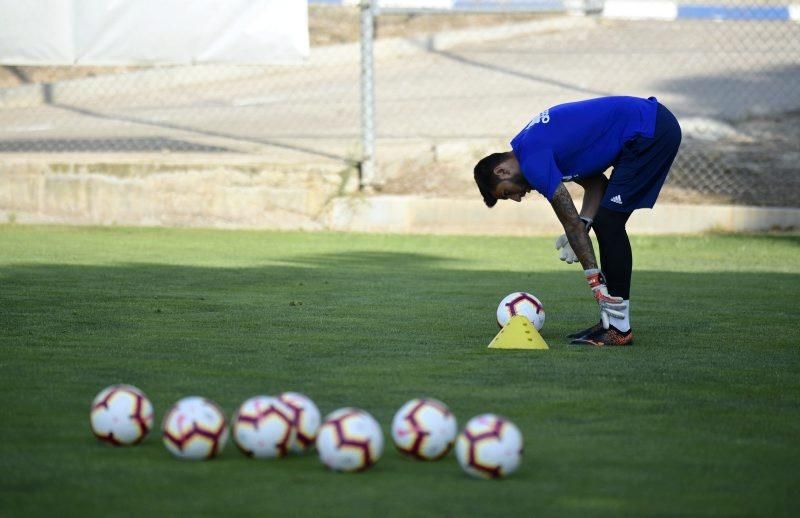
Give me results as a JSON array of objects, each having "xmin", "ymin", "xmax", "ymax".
[{"xmin": 601, "ymin": 103, "xmax": 682, "ymax": 212}]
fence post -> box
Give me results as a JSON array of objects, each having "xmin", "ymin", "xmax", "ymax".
[{"xmin": 359, "ymin": 0, "xmax": 377, "ymax": 190}]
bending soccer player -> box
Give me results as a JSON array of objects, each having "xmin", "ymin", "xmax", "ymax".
[{"xmin": 473, "ymin": 96, "xmax": 681, "ymax": 346}]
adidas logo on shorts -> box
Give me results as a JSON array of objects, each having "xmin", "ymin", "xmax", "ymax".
[{"xmin": 610, "ymin": 194, "xmax": 623, "ymax": 204}]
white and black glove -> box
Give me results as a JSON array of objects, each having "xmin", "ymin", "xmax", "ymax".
[
  {"xmin": 555, "ymin": 217, "xmax": 592, "ymax": 265},
  {"xmin": 585, "ymin": 268, "xmax": 626, "ymax": 329},
  {"xmin": 555, "ymin": 234, "xmax": 578, "ymax": 264}
]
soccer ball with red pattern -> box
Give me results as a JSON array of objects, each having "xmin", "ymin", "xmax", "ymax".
[
  {"xmin": 496, "ymin": 292, "xmax": 545, "ymax": 330},
  {"xmin": 90, "ymin": 384, "xmax": 154, "ymax": 446},
  {"xmin": 316, "ymin": 408, "xmax": 383, "ymax": 472},
  {"xmin": 162, "ymin": 396, "xmax": 228, "ymax": 460},
  {"xmin": 232, "ymin": 396, "xmax": 296, "ymax": 459},
  {"xmin": 278, "ymin": 392, "xmax": 321, "ymax": 453},
  {"xmin": 391, "ymin": 398, "xmax": 457, "ymax": 460},
  {"xmin": 455, "ymin": 414, "xmax": 523, "ymax": 479}
]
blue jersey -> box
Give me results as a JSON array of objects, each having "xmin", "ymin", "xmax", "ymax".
[{"xmin": 510, "ymin": 96, "xmax": 659, "ymax": 201}]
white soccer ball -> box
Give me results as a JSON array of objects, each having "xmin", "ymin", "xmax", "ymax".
[
  {"xmin": 455, "ymin": 414, "xmax": 523, "ymax": 479},
  {"xmin": 162, "ymin": 396, "xmax": 229, "ymax": 460},
  {"xmin": 391, "ymin": 398, "xmax": 457, "ymax": 460},
  {"xmin": 316, "ymin": 408, "xmax": 383, "ymax": 472},
  {"xmin": 496, "ymin": 292, "xmax": 545, "ymax": 330},
  {"xmin": 232, "ymin": 396, "xmax": 296, "ymax": 459},
  {"xmin": 90, "ymin": 384, "xmax": 154, "ymax": 446},
  {"xmin": 278, "ymin": 391, "xmax": 321, "ymax": 453}
]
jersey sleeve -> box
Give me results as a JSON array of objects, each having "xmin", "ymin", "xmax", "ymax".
[{"xmin": 519, "ymin": 148, "xmax": 564, "ymax": 201}]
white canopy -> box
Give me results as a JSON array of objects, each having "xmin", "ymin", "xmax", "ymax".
[{"xmin": 0, "ymin": 0, "xmax": 309, "ymax": 65}]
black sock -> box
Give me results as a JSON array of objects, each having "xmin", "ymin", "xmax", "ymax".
[{"xmin": 592, "ymin": 207, "xmax": 633, "ymax": 299}]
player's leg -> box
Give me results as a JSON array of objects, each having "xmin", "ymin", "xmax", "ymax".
[
  {"xmin": 594, "ymin": 206, "xmax": 633, "ymax": 300},
  {"xmin": 575, "ymin": 207, "xmax": 635, "ymax": 345},
  {"xmin": 569, "ymin": 208, "xmax": 634, "ymax": 345},
  {"xmin": 572, "ymin": 102, "xmax": 681, "ymax": 346},
  {"xmin": 566, "ymin": 209, "xmax": 631, "ymax": 340}
]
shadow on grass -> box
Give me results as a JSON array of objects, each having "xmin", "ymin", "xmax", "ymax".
[
  {"xmin": 1, "ymin": 250, "xmax": 798, "ymax": 350},
  {"xmin": 1, "ymin": 252, "xmax": 799, "ymax": 517}
]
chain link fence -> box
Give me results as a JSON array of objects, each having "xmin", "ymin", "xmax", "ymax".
[
  {"xmin": 1, "ymin": 1, "xmax": 798, "ymax": 207},
  {"xmin": 0, "ymin": 4, "xmax": 366, "ymax": 165}
]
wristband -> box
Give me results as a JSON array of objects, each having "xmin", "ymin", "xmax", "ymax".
[
  {"xmin": 584, "ymin": 268, "xmax": 605, "ymax": 288},
  {"xmin": 580, "ymin": 216, "xmax": 593, "ymax": 231}
]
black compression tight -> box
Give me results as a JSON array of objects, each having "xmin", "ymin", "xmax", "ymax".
[{"xmin": 592, "ymin": 207, "xmax": 633, "ymax": 299}]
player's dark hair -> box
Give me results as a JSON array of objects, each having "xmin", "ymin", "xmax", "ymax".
[{"xmin": 473, "ymin": 152, "xmax": 511, "ymax": 208}]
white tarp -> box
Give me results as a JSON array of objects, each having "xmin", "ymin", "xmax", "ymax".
[{"xmin": 0, "ymin": 0, "xmax": 309, "ymax": 65}]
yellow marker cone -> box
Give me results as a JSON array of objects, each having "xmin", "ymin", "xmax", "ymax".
[{"xmin": 488, "ymin": 315, "xmax": 549, "ymax": 350}]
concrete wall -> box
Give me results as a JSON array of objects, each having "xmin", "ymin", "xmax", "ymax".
[
  {"xmin": 1, "ymin": 158, "xmax": 797, "ymax": 234},
  {"xmin": 0, "ymin": 156, "xmax": 357, "ymax": 229}
]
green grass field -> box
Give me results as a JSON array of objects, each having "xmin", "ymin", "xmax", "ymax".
[{"xmin": 1, "ymin": 226, "xmax": 798, "ymax": 517}]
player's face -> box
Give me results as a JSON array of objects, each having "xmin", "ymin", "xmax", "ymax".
[
  {"xmin": 493, "ymin": 179, "xmax": 530, "ymax": 202},
  {"xmin": 491, "ymin": 156, "xmax": 530, "ymax": 202}
]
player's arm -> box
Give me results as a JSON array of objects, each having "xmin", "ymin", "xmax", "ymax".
[
  {"xmin": 553, "ymin": 175, "xmax": 606, "ymax": 264},
  {"xmin": 550, "ymin": 182, "xmax": 598, "ymax": 270},
  {"xmin": 550, "ymin": 182, "xmax": 625, "ymax": 328},
  {"xmin": 573, "ymin": 174, "xmax": 608, "ymax": 222}
]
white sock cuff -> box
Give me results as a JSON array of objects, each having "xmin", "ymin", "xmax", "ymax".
[{"xmin": 609, "ymin": 299, "xmax": 631, "ymax": 332}]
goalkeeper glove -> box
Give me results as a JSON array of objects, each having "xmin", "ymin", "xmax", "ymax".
[
  {"xmin": 584, "ymin": 268, "xmax": 626, "ymax": 329},
  {"xmin": 555, "ymin": 234, "xmax": 578, "ymax": 264},
  {"xmin": 555, "ymin": 217, "xmax": 592, "ymax": 265}
]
